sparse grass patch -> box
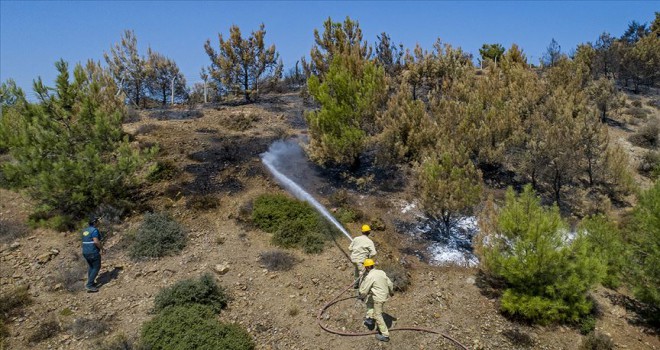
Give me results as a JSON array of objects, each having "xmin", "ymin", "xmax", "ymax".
[
  {"xmin": 579, "ymin": 332, "xmax": 614, "ymax": 350},
  {"xmin": 0, "ymin": 285, "xmax": 31, "ymax": 316},
  {"xmin": 252, "ymin": 193, "xmax": 330, "ymax": 253},
  {"xmin": 287, "ymin": 306, "xmax": 299, "ymax": 317},
  {"xmin": 129, "ymin": 212, "xmax": 186, "ymax": 259},
  {"xmin": 96, "ymin": 333, "xmax": 140, "ymax": 350},
  {"xmin": 147, "ymin": 160, "xmax": 179, "ymax": 182},
  {"xmin": 54, "ymin": 255, "xmax": 87, "ymax": 292},
  {"xmin": 71, "ymin": 317, "xmax": 109, "ymax": 337},
  {"xmin": 141, "ymin": 304, "xmax": 254, "ymax": 350},
  {"xmin": 154, "ymin": 274, "xmax": 228, "ymax": 313},
  {"xmin": 259, "ymin": 250, "xmax": 298, "ymax": 271},
  {"xmin": 0, "ymin": 219, "xmax": 29, "ymax": 244},
  {"xmin": 59, "ymin": 308, "xmax": 73, "ymax": 317},
  {"xmin": 185, "ymin": 194, "xmax": 220, "ymax": 211},
  {"xmin": 28, "ymin": 318, "xmax": 61, "ymax": 343},
  {"xmin": 502, "ymin": 328, "xmax": 534, "ymax": 348},
  {"xmin": 379, "ymin": 261, "xmax": 411, "ymax": 292}
]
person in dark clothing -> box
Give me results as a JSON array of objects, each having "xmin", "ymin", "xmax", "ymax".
[{"xmin": 81, "ymin": 216, "xmax": 104, "ymax": 293}]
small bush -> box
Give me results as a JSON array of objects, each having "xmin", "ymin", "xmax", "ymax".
[
  {"xmin": 0, "ymin": 219, "xmax": 29, "ymax": 243},
  {"xmin": 252, "ymin": 194, "xmax": 328, "ymax": 253},
  {"xmin": 287, "ymin": 306, "xmax": 299, "ymax": 317},
  {"xmin": 147, "ymin": 160, "xmax": 179, "ymax": 182},
  {"xmin": 259, "ymin": 250, "xmax": 297, "ymax": 271},
  {"xmin": 579, "ymin": 332, "xmax": 614, "ymax": 350},
  {"xmin": 626, "ymin": 106, "xmax": 649, "ymax": 119},
  {"xmin": 28, "ymin": 318, "xmax": 60, "ymax": 343},
  {"xmin": 628, "ymin": 119, "xmax": 659, "ymax": 148},
  {"xmin": 329, "ymin": 189, "xmax": 349, "ymax": 207},
  {"xmin": 55, "ymin": 257, "xmax": 87, "ymax": 293},
  {"xmin": 380, "ymin": 261, "xmax": 411, "ymax": 292},
  {"xmin": 185, "ymin": 195, "xmax": 220, "ymax": 211},
  {"xmin": 0, "ymin": 285, "xmax": 31, "ymax": 315},
  {"xmin": 154, "ymin": 274, "xmax": 228, "ymax": 313},
  {"xmin": 141, "ymin": 304, "xmax": 254, "ymax": 350},
  {"xmin": 129, "ymin": 212, "xmax": 186, "ymax": 259},
  {"xmin": 579, "ymin": 316, "xmax": 597, "ymax": 334},
  {"xmin": 135, "ymin": 124, "xmax": 159, "ymax": 135},
  {"xmin": 227, "ymin": 112, "xmax": 259, "ymax": 131},
  {"xmin": 71, "ymin": 317, "xmax": 108, "ymax": 337},
  {"xmin": 631, "ymin": 100, "xmax": 643, "ymax": 108},
  {"xmin": 638, "ymin": 151, "xmax": 660, "ymax": 177}
]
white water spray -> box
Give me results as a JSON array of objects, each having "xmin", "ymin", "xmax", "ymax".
[{"xmin": 261, "ymin": 140, "xmax": 353, "ymax": 241}]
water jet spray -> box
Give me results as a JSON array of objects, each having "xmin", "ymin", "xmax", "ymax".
[{"xmin": 261, "ymin": 140, "xmax": 353, "ymax": 241}]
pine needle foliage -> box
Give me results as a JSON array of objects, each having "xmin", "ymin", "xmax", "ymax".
[
  {"xmin": 478, "ymin": 185, "xmax": 604, "ymax": 325},
  {"xmin": 0, "ymin": 60, "xmax": 152, "ymax": 228}
]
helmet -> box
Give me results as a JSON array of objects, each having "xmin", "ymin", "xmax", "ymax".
[
  {"xmin": 363, "ymin": 259, "xmax": 375, "ymax": 267},
  {"xmin": 361, "ymin": 225, "xmax": 371, "ymax": 233},
  {"xmin": 89, "ymin": 216, "xmax": 100, "ymax": 225}
]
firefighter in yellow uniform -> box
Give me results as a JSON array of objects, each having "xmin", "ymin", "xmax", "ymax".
[
  {"xmin": 348, "ymin": 224, "xmax": 376, "ymax": 288},
  {"xmin": 359, "ymin": 258, "xmax": 394, "ymax": 342}
]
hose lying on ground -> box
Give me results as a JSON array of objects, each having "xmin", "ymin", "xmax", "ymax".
[{"xmin": 317, "ymin": 278, "xmax": 470, "ymax": 350}]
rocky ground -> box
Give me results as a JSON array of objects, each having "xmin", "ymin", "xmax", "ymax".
[{"xmin": 1, "ymin": 92, "xmax": 659, "ymax": 350}]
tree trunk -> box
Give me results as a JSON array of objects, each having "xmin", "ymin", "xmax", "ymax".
[
  {"xmin": 243, "ymin": 66, "xmax": 250, "ymax": 102},
  {"xmin": 553, "ymin": 169, "xmax": 562, "ymax": 205}
]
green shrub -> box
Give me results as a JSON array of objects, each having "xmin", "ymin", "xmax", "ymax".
[
  {"xmin": 259, "ymin": 250, "xmax": 298, "ymax": 271},
  {"xmin": 71, "ymin": 317, "xmax": 108, "ymax": 337},
  {"xmin": 96, "ymin": 333, "xmax": 141, "ymax": 350},
  {"xmin": 129, "ymin": 212, "xmax": 186, "ymax": 259},
  {"xmin": 141, "ymin": 304, "xmax": 254, "ymax": 350},
  {"xmin": 579, "ymin": 332, "xmax": 614, "ymax": 350},
  {"xmin": 147, "ymin": 160, "xmax": 179, "ymax": 182},
  {"xmin": 479, "ymin": 185, "xmax": 604, "ymax": 325},
  {"xmin": 252, "ymin": 194, "xmax": 329, "ymax": 253},
  {"xmin": 639, "ymin": 151, "xmax": 660, "ymax": 178},
  {"xmin": 154, "ymin": 274, "xmax": 228, "ymax": 313}
]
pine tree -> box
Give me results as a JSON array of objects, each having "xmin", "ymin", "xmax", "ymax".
[
  {"xmin": 204, "ymin": 24, "xmax": 279, "ymax": 102},
  {"xmin": 375, "ymin": 32, "xmax": 404, "ymax": 77},
  {"xmin": 0, "ymin": 60, "xmax": 152, "ymax": 228},
  {"xmin": 415, "ymin": 144, "xmax": 482, "ymax": 232},
  {"xmin": 145, "ymin": 49, "xmax": 188, "ymax": 105},
  {"xmin": 104, "ymin": 30, "xmax": 148, "ymax": 107},
  {"xmin": 375, "ymin": 82, "xmax": 435, "ymax": 166},
  {"xmin": 305, "ymin": 53, "xmax": 386, "ymax": 168},
  {"xmin": 302, "ymin": 17, "xmax": 371, "ymax": 79},
  {"xmin": 579, "ymin": 214, "xmax": 626, "ymax": 289},
  {"xmin": 477, "ymin": 185, "xmax": 604, "ymax": 324}
]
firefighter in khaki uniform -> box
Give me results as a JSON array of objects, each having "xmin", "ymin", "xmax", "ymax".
[
  {"xmin": 348, "ymin": 224, "xmax": 376, "ymax": 287},
  {"xmin": 359, "ymin": 258, "xmax": 394, "ymax": 342}
]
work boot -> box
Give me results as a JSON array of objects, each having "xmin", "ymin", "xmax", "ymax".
[
  {"xmin": 86, "ymin": 286, "xmax": 99, "ymax": 293},
  {"xmin": 363, "ymin": 318, "xmax": 375, "ymax": 330},
  {"xmin": 375, "ymin": 334, "xmax": 390, "ymax": 342}
]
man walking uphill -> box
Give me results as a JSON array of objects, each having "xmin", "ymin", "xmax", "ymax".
[
  {"xmin": 348, "ymin": 224, "xmax": 376, "ymax": 287},
  {"xmin": 359, "ymin": 258, "xmax": 394, "ymax": 342},
  {"xmin": 81, "ymin": 217, "xmax": 104, "ymax": 293}
]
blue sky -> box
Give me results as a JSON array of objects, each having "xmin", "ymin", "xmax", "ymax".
[{"xmin": 1, "ymin": 1, "xmax": 657, "ymax": 96}]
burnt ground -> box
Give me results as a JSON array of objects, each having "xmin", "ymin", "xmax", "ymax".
[{"xmin": 0, "ymin": 91, "xmax": 659, "ymax": 350}]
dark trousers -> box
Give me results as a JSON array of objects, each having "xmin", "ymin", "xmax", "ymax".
[{"xmin": 83, "ymin": 252, "xmax": 101, "ymax": 289}]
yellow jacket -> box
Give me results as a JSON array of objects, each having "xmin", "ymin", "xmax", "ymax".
[
  {"xmin": 359, "ymin": 269, "xmax": 394, "ymax": 303},
  {"xmin": 348, "ymin": 235, "xmax": 376, "ymax": 264}
]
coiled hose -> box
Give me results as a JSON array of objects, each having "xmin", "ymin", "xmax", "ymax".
[{"xmin": 317, "ymin": 277, "xmax": 470, "ymax": 349}]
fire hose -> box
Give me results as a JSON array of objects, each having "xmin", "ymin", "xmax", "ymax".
[{"xmin": 317, "ymin": 277, "xmax": 470, "ymax": 349}]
